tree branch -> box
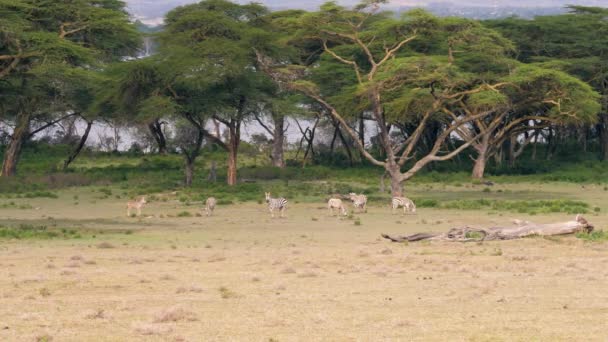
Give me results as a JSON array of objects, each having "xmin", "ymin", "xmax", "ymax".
[
  {"xmin": 322, "ymin": 40, "xmax": 363, "ymax": 84},
  {"xmin": 293, "ymin": 85, "xmax": 385, "ymax": 167},
  {"xmin": 253, "ymin": 113, "xmax": 274, "ymax": 135},
  {"xmin": 27, "ymin": 113, "xmax": 78, "ymax": 139},
  {"xmin": 59, "ymin": 22, "xmax": 88, "ymax": 39}
]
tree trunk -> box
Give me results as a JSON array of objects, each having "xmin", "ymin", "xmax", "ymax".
[
  {"xmin": 1, "ymin": 111, "xmax": 30, "ymax": 177},
  {"xmin": 599, "ymin": 114, "xmax": 608, "ymax": 161},
  {"xmin": 148, "ymin": 120, "xmax": 167, "ymax": 154},
  {"xmin": 471, "ymin": 135, "xmax": 490, "ymax": 179},
  {"xmin": 389, "ymin": 174, "xmax": 403, "ymax": 197},
  {"xmin": 337, "ymin": 126, "xmax": 354, "ymax": 166},
  {"xmin": 472, "ymin": 154, "xmax": 487, "ymax": 180},
  {"xmin": 227, "ymin": 146, "xmax": 238, "ymax": 186},
  {"xmin": 379, "ymin": 172, "xmax": 389, "ymax": 194},
  {"xmin": 63, "ymin": 119, "xmax": 93, "ymax": 171},
  {"xmin": 388, "ymin": 165, "xmax": 403, "ymax": 197},
  {"xmin": 382, "ymin": 215, "xmax": 593, "ymax": 242},
  {"xmin": 181, "ymin": 120, "xmax": 205, "ymax": 188},
  {"xmin": 301, "ymin": 117, "xmax": 319, "ymax": 168},
  {"xmin": 208, "ymin": 160, "xmax": 217, "ymax": 182},
  {"xmin": 226, "ymin": 124, "xmax": 239, "ymax": 186},
  {"xmin": 330, "ymin": 126, "xmax": 339, "ymax": 153},
  {"xmin": 531, "ymin": 131, "xmax": 539, "ymax": 161},
  {"xmin": 184, "ymin": 158, "xmax": 194, "ymax": 187},
  {"xmin": 358, "ymin": 113, "xmax": 365, "ymax": 160},
  {"xmin": 508, "ymin": 135, "xmax": 516, "ymax": 167},
  {"xmin": 270, "ymin": 114, "xmax": 285, "ymax": 168}
]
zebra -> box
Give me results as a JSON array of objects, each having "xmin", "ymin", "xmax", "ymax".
[
  {"xmin": 204, "ymin": 197, "xmax": 216, "ymax": 216},
  {"xmin": 265, "ymin": 192, "xmax": 287, "ymax": 218},
  {"xmin": 126, "ymin": 196, "xmax": 147, "ymax": 217},
  {"xmin": 392, "ymin": 196, "xmax": 416, "ymax": 215},
  {"xmin": 327, "ymin": 198, "xmax": 348, "ymax": 216},
  {"xmin": 348, "ymin": 193, "xmax": 367, "ymax": 213}
]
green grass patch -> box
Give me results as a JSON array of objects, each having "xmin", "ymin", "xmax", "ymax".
[
  {"xmin": 0, "ymin": 224, "xmax": 81, "ymax": 240},
  {"xmin": 0, "ymin": 201, "xmax": 33, "ymax": 209},
  {"xmin": 440, "ymin": 199, "xmax": 589, "ymax": 214},
  {"xmin": 576, "ymin": 230, "xmax": 608, "ymax": 242},
  {"xmin": 464, "ymin": 231, "xmax": 485, "ymax": 240},
  {"xmin": 22, "ymin": 191, "xmax": 58, "ymax": 199}
]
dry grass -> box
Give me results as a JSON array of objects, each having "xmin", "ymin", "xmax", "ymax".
[
  {"xmin": 132, "ymin": 323, "xmax": 173, "ymax": 336},
  {"xmin": 153, "ymin": 307, "xmax": 197, "ymax": 323},
  {"xmin": 95, "ymin": 242, "xmax": 114, "ymax": 249},
  {"xmin": 83, "ymin": 309, "xmax": 105, "ymax": 320},
  {"xmin": 0, "ymin": 182, "xmax": 607, "ymax": 340}
]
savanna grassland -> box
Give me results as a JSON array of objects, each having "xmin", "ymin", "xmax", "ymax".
[
  {"xmin": 3, "ymin": 0, "xmax": 608, "ymax": 340},
  {"xmin": 1, "ymin": 169, "xmax": 607, "ymax": 341}
]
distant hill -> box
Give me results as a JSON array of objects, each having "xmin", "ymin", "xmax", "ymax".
[{"xmin": 125, "ymin": 0, "xmax": 608, "ymax": 24}]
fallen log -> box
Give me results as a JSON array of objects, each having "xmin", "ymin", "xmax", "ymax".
[{"xmin": 382, "ymin": 215, "xmax": 594, "ymax": 242}]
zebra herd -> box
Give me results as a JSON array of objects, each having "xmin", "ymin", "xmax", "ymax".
[
  {"xmin": 126, "ymin": 192, "xmax": 416, "ymax": 218},
  {"xmin": 264, "ymin": 192, "xmax": 417, "ymax": 218}
]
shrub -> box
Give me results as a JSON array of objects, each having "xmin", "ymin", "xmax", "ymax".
[
  {"xmin": 23, "ymin": 191, "xmax": 58, "ymax": 199},
  {"xmin": 414, "ymin": 198, "xmax": 440, "ymax": 208},
  {"xmin": 177, "ymin": 211, "xmax": 192, "ymax": 217}
]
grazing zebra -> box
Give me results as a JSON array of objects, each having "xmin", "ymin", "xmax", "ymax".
[
  {"xmin": 265, "ymin": 192, "xmax": 288, "ymax": 218},
  {"xmin": 126, "ymin": 196, "xmax": 147, "ymax": 217},
  {"xmin": 327, "ymin": 198, "xmax": 348, "ymax": 216},
  {"xmin": 348, "ymin": 193, "xmax": 367, "ymax": 213},
  {"xmin": 204, "ymin": 197, "xmax": 217, "ymax": 216},
  {"xmin": 392, "ymin": 196, "xmax": 416, "ymax": 215}
]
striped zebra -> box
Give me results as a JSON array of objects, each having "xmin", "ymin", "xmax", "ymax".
[
  {"xmin": 392, "ymin": 196, "xmax": 416, "ymax": 215},
  {"xmin": 348, "ymin": 193, "xmax": 367, "ymax": 213},
  {"xmin": 265, "ymin": 192, "xmax": 288, "ymax": 218},
  {"xmin": 204, "ymin": 197, "xmax": 216, "ymax": 216},
  {"xmin": 327, "ymin": 198, "xmax": 348, "ymax": 216}
]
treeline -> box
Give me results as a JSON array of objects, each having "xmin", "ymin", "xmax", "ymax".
[{"xmin": 1, "ymin": 0, "xmax": 606, "ymax": 195}]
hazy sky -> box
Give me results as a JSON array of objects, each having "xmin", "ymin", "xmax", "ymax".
[{"xmin": 126, "ymin": 0, "xmax": 608, "ymax": 24}]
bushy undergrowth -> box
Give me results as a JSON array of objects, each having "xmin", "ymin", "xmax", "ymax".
[
  {"xmin": 0, "ymin": 224, "xmax": 82, "ymax": 240},
  {"xmin": 0, "ymin": 201, "xmax": 33, "ymax": 209},
  {"xmin": 1, "ymin": 144, "xmax": 607, "ymax": 202}
]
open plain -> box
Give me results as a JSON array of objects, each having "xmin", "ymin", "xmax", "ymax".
[{"xmin": 1, "ymin": 183, "xmax": 607, "ymax": 341}]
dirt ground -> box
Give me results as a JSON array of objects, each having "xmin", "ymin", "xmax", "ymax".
[{"xmin": 0, "ymin": 183, "xmax": 607, "ymax": 341}]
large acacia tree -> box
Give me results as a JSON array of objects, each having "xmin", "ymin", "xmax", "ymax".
[
  {"xmin": 159, "ymin": 0, "xmax": 275, "ymax": 186},
  {"xmin": 0, "ymin": 0, "xmax": 140, "ymax": 177},
  {"xmin": 457, "ymin": 68, "xmax": 599, "ymax": 179},
  {"xmin": 258, "ymin": 2, "xmax": 553, "ymax": 194}
]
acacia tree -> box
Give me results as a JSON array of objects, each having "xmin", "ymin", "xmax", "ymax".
[
  {"xmin": 486, "ymin": 7, "xmax": 608, "ymax": 160},
  {"xmin": 61, "ymin": 71, "xmax": 105, "ymax": 170},
  {"xmin": 0, "ymin": 0, "xmax": 139, "ymax": 176},
  {"xmin": 257, "ymin": 2, "xmax": 530, "ymax": 195},
  {"xmin": 457, "ymin": 65, "xmax": 600, "ymax": 179},
  {"xmin": 160, "ymin": 0, "xmax": 274, "ymax": 186},
  {"xmin": 252, "ymin": 98, "xmax": 297, "ymax": 168},
  {"xmin": 97, "ymin": 59, "xmax": 174, "ymax": 155}
]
